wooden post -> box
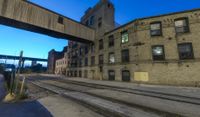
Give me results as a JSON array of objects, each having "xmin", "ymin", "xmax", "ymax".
[
  {"xmin": 14, "ymin": 51, "xmax": 23, "ymax": 94},
  {"xmin": 20, "ymin": 76, "xmax": 26, "ymax": 95}
]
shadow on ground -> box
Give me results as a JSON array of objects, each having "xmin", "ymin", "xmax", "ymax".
[{"xmin": 0, "ymin": 101, "xmax": 53, "ymax": 117}]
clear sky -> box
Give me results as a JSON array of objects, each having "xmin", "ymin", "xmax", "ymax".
[{"xmin": 0, "ymin": 0, "xmax": 200, "ymax": 60}]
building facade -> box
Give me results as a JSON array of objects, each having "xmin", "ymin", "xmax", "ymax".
[
  {"xmin": 55, "ymin": 52, "xmax": 68, "ymax": 75},
  {"xmin": 48, "ymin": 46, "xmax": 68, "ymax": 74},
  {"xmin": 65, "ymin": 0, "xmax": 200, "ymax": 86}
]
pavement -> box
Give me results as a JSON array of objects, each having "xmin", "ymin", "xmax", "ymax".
[
  {"xmin": 38, "ymin": 95, "xmax": 104, "ymax": 117},
  {"xmin": 0, "ymin": 74, "xmax": 6, "ymax": 101},
  {"xmin": 1, "ymin": 79, "xmax": 104, "ymax": 117}
]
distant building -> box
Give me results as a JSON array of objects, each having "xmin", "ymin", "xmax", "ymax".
[
  {"xmin": 55, "ymin": 52, "xmax": 68, "ymax": 75},
  {"xmin": 47, "ymin": 49, "xmax": 64, "ymax": 74}
]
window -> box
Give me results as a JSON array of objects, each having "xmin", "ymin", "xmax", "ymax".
[
  {"xmin": 85, "ymin": 46, "xmax": 88, "ymax": 54},
  {"xmin": 67, "ymin": 71, "xmax": 69, "ymax": 77},
  {"xmin": 99, "ymin": 39, "xmax": 103, "ymax": 50},
  {"xmin": 99, "ymin": 66, "xmax": 103, "ymax": 72},
  {"xmin": 122, "ymin": 70, "xmax": 130, "ymax": 82},
  {"xmin": 79, "ymin": 71, "xmax": 82, "ymax": 77},
  {"xmin": 79, "ymin": 59, "xmax": 82, "ymax": 67},
  {"xmin": 121, "ymin": 31, "xmax": 129, "ymax": 44},
  {"xmin": 150, "ymin": 22, "xmax": 162, "ymax": 36},
  {"xmin": 108, "ymin": 70, "xmax": 115, "ymax": 81},
  {"xmin": 109, "ymin": 52, "xmax": 115, "ymax": 64},
  {"xmin": 178, "ymin": 43, "xmax": 194, "ymax": 60},
  {"xmin": 84, "ymin": 70, "xmax": 88, "ymax": 78},
  {"xmin": 85, "ymin": 57, "xmax": 88, "ymax": 66},
  {"xmin": 121, "ymin": 49, "xmax": 129, "ymax": 62},
  {"xmin": 89, "ymin": 16, "xmax": 95, "ymax": 25},
  {"xmin": 74, "ymin": 71, "xmax": 77, "ymax": 77},
  {"xmin": 98, "ymin": 22, "xmax": 102, "ymax": 28},
  {"xmin": 98, "ymin": 17, "xmax": 102, "ymax": 28},
  {"xmin": 85, "ymin": 20, "xmax": 89, "ymax": 26},
  {"xmin": 58, "ymin": 16, "xmax": 63, "ymax": 24},
  {"xmin": 91, "ymin": 43, "xmax": 95, "ymax": 53},
  {"xmin": 91, "ymin": 56, "xmax": 95, "ymax": 66},
  {"xmin": 152, "ymin": 45, "xmax": 165, "ymax": 60},
  {"xmin": 79, "ymin": 48, "xmax": 82, "ymax": 55},
  {"xmin": 99, "ymin": 55, "xmax": 104, "ymax": 65},
  {"xmin": 175, "ymin": 18, "xmax": 190, "ymax": 34},
  {"xmin": 108, "ymin": 35, "xmax": 114, "ymax": 47}
]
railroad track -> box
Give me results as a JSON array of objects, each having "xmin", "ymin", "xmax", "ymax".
[
  {"xmin": 28, "ymin": 76, "xmax": 200, "ymax": 117},
  {"xmin": 30, "ymin": 80, "xmax": 181, "ymax": 117},
  {"xmin": 42, "ymin": 78, "xmax": 200, "ymax": 106}
]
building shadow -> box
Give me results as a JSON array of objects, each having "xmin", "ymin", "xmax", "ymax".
[{"xmin": 0, "ymin": 100, "xmax": 53, "ymax": 117}]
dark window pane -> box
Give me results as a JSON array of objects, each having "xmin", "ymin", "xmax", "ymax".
[
  {"xmin": 108, "ymin": 70, "xmax": 115, "ymax": 81},
  {"xmin": 122, "ymin": 70, "xmax": 130, "ymax": 82},
  {"xmin": 91, "ymin": 56, "xmax": 95, "ymax": 66},
  {"xmin": 58, "ymin": 16, "xmax": 63, "ymax": 24},
  {"xmin": 79, "ymin": 71, "xmax": 82, "ymax": 77},
  {"xmin": 85, "ymin": 58, "xmax": 88, "ymax": 66},
  {"xmin": 85, "ymin": 46, "xmax": 88, "ymax": 54},
  {"xmin": 86, "ymin": 20, "xmax": 89, "ymax": 26},
  {"xmin": 109, "ymin": 35, "xmax": 114, "ymax": 47},
  {"xmin": 122, "ymin": 49, "xmax": 129, "ymax": 62},
  {"xmin": 99, "ymin": 55, "xmax": 104, "ymax": 65},
  {"xmin": 89, "ymin": 16, "xmax": 95, "ymax": 25},
  {"xmin": 99, "ymin": 39, "xmax": 103, "ymax": 50},
  {"xmin": 178, "ymin": 43, "xmax": 194, "ymax": 60}
]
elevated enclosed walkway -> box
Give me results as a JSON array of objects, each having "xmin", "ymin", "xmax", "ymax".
[{"xmin": 0, "ymin": 0, "xmax": 95, "ymax": 43}]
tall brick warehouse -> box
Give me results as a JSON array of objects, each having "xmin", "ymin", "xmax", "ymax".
[{"xmin": 49, "ymin": 0, "xmax": 200, "ymax": 86}]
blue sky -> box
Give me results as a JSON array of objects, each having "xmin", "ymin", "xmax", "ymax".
[{"xmin": 0, "ymin": 0, "xmax": 200, "ymax": 63}]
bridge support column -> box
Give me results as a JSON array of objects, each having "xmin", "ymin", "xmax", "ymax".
[
  {"xmin": 31, "ymin": 61, "xmax": 37, "ymax": 67},
  {"xmin": 21, "ymin": 60, "xmax": 25, "ymax": 68}
]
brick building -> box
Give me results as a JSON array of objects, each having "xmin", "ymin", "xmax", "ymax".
[
  {"xmin": 55, "ymin": 52, "xmax": 68, "ymax": 75},
  {"xmin": 65, "ymin": 0, "xmax": 200, "ymax": 86},
  {"xmin": 47, "ymin": 46, "xmax": 68, "ymax": 74}
]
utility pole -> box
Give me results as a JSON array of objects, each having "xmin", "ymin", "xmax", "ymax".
[{"xmin": 14, "ymin": 51, "xmax": 23, "ymax": 94}]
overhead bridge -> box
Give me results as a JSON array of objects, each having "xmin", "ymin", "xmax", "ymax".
[
  {"xmin": 0, "ymin": 0, "xmax": 95, "ymax": 43},
  {"xmin": 0, "ymin": 54, "xmax": 47, "ymax": 62}
]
